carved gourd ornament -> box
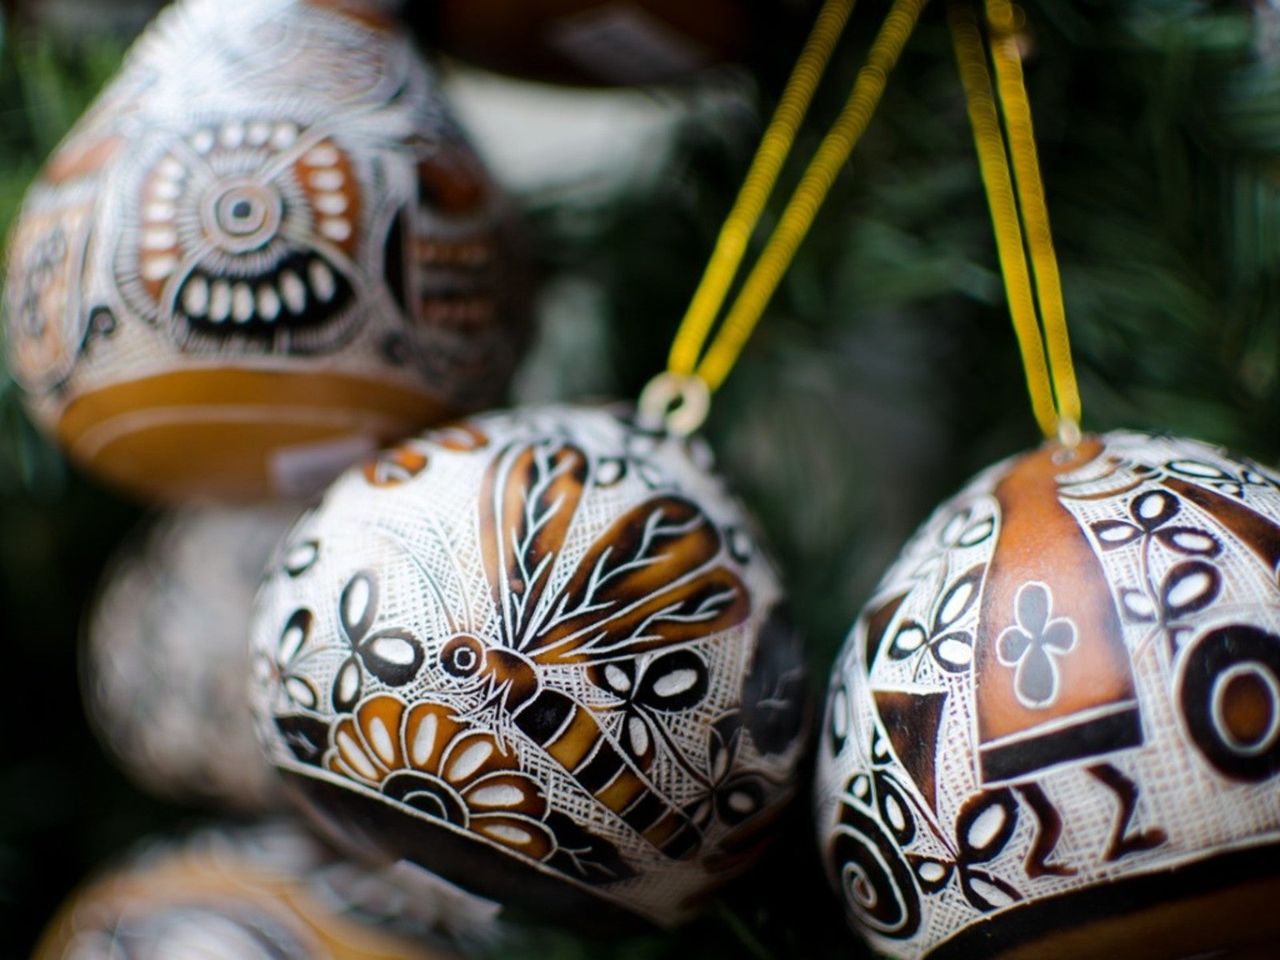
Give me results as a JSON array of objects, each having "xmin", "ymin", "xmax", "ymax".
[
  {"xmin": 815, "ymin": 432, "xmax": 1280, "ymax": 960},
  {"xmin": 4, "ymin": 0, "xmax": 526, "ymax": 501},
  {"xmin": 83, "ymin": 504, "xmax": 301, "ymax": 811},
  {"xmin": 249, "ymin": 405, "xmax": 810, "ymax": 928}
]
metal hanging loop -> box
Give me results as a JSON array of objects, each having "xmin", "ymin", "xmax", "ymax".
[{"xmin": 637, "ymin": 372, "xmax": 712, "ymax": 437}]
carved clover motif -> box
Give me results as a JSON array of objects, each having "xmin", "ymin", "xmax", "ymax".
[{"xmin": 996, "ymin": 582, "xmax": 1077, "ymax": 709}]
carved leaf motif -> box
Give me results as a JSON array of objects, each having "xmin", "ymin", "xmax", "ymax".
[
  {"xmin": 1130, "ymin": 490, "xmax": 1179, "ymax": 530},
  {"xmin": 332, "ymin": 655, "xmax": 362, "ymax": 712},
  {"xmin": 340, "ymin": 571, "xmax": 378, "ymax": 643},
  {"xmin": 528, "ymin": 496, "xmax": 749, "ymax": 663},
  {"xmin": 544, "ymin": 811, "xmax": 637, "ymax": 885},
  {"xmin": 635, "ymin": 650, "xmax": 709, "ymax": 712},
  {"xmin": 358, "ymin": 629, "xmax": 425, "ymax": 686},
  {"xmin": 930, "ymin": 632, "xmax": 974, "ymax": 672},
  {"xmin": 480, "ymin": 441, "xmax": 589, "ymax": 647},
  {"xmin": 1160, "ymin": 560, "xmax": 1221, "ymax": 620},
  {"xmin": 909, "ymin": 855, "xmax": 954, "ymax": 893},
  {"xmin": 1153, "ymin": 525, "xmax": 1222, "ymax": 558},
  {"xmin": 740, "ymin": 605, "xmax": 809, "ymax": 754},
  {"xmin": 933, "ymin": 565, "xmax": 984, "ymax": 633},
  {"xmin": 1091, "ymin": 519, "xmax": 1142, "ymax": 550}
]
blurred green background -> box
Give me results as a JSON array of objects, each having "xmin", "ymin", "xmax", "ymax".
[{"xmin": 3, "ymin": 0, "xmax": 1280, "ymax": 956}]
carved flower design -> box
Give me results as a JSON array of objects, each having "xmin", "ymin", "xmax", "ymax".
[
  {"xmin": 588, "ymin": 650, "xmax": 709, "ymax": 769},
  {"xmin": 325, "ymin": 694, "xmax": 636, "ymax": 886},
  {"xmin": 330, "ymin": 571, "xmax": 426, "ymax": 712},
  {"xmin": 996, "ymin": 582, "xmax": 1077, "ymax": 709},
  {"xmin": 257, "ymin": 608, "xmax": 323, "ymax": 710},
  {"xmin": 326, "ymin": 694, "xmax": 553, "ymax": 860}
]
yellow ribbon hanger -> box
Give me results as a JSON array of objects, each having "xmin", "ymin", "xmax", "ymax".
[
  {"xmin": 949, "ymin": 0, "xmax": 1082, "ymax": 445},
  {"xmin": 640, "ymin": 0, "xmax": 929, "ymax": 435}
]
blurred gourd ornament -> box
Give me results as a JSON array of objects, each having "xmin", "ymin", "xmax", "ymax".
[
  {"xmin": 3, "ymin": 0, "xmax": 526, "ymax": 502},
  {"xmin": 33, "ymin": 821, "xmax": 488, "ymax": 959},
  {"xmin": 815, "ymin": 4, "xmax": 1280, "ymax": 959},
  {"xmin": 246, "ymin": 0, "xmax": 931, "ymax": 928},
  {"xmin": 407, "ymin": 0, "xmax": 799, "ymax": 87},
  {"xmin": 249, "ymin": 405, "xmax": 809, "ymax": 927},
  {"xmin": 83, "ymin": 504, "xmax": 301, "ymax": 811}
]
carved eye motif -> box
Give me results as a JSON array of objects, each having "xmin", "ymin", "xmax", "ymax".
[{"xmin": 441, "ymin": 634, "xmax": 485, "ymax": 679}]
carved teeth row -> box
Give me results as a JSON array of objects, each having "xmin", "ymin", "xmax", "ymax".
[
  {"xmin": 301, "ymin": 139, "xmax": 354, "ymax": 245},
  {"xmin": 181, "ymin": 258, "xmax": 339, "ymax": 325},
  {"xmin": 190, "ymin": 121, "xmax": 298, "ymax": 155}
]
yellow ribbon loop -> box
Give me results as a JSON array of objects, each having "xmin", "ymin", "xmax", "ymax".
[
  {"xmin": 650, "ymin": 0, "xmax": 927, "ymax": 433},
  {"xmin": 950, "ymin": 0, "xmax": 1082, "ymax": 441},
  {"xmin": 668, "ymin": 0, "xmax": 855, "ymax": 380},
  {"xmin": 698, "ymin": 0, "xmax": 927, "ymax": 392}
]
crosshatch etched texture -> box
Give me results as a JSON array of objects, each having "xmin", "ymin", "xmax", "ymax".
[
  {"xmin": 815, "ymin": 431, "xmax": 1280, "ymax": 959},
  {"xmin": 250, "ymin": 405, "xmax": 810, "ymax": 926},
  {"xmin": 3, "ymin": 0, "xmax": 526, "ymax": 500}
]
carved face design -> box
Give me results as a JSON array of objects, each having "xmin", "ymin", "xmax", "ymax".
[
  {"xmin": 250, "ymin": 406, "xmax": 809, "ymax": 926},
  {"xmin": 816, "ymin": 431, "xmax": 1280, "ymax": 960},
  {"xmin": 116, "ymin": 122, "xmax": 363, "ymax": 354},
  {"xmin": 3, "ymin": 0, "xmax": 525, "ymax": 500}
]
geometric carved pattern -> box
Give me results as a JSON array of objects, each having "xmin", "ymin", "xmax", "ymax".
[{"xmin": 816, "ymin": 431, "xmax": 1280, "ymax": 959}]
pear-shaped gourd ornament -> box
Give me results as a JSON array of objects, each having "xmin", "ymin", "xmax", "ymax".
[
  {"xmin": 815, "ymin": 432, "xmax": 1280, "ymax": 960},
  {"xmin": 4, "ymin": 0, "xmax": 525, "ymax": 502},
  {"xmin": 248, "ymin": 405, "xmax": 810, "ymax": 929},
  {"xmin": 33, "ymin": 822, "xmax": 476, "ymax": 959}
]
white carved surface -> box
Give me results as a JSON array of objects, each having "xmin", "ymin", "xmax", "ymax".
[{"xmin": 34, "ymin": 821, "xmax": 473, "ymax": 959}]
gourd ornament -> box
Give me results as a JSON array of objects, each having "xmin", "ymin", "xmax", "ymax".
[
  {"xmin": 808, "ymin": 3, "xmax": 1280, "ymax": 956},
  {"xmin": 409, "ymin": 0, "xmax": 788, "ymax": 87},
  {"xmin": 248, "ymin": 405, "xmax": 810, "ymax": 929},
  {"xmin": 815, "ymin": 432, "xmax": 1280, "ymax": 960},
  {"xmin": 3, "ymin": 0, "xmax": 526, "ymax": 502},
  {"xmin": 33, "ymin": 822, "xmax": 480, "ymax": 959},
  {"xmin": 83, "ymin": 504, "xmax": 301, "ymax": 810}
]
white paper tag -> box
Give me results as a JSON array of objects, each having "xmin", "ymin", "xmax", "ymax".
[
  {"xmin": 546, "ymin": 2, "xmax": 711, "ymax": 85},
  {"xmin": 270, "ymin": 434, "xmax": 376, "ymax": 497}
]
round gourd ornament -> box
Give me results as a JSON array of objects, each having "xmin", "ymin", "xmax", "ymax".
[
  {"xmin": 3, "ymin": 0, "xmax": 526, "ymax": 502},
  {"xmin": 408, "ymin": 0, "xmax": 796, "ymax": 87},
  {"xmin": 249, "ymin": 404, "xmax": 810, "ymax": 928},
  {"xmin": 815, "ymin": 431, "xmax": 1280, "ymax": 960},
  {"xmin": 32, "ymin": 822, "xmax": 480, "ymax": 959},
  {"xmin": 83, "ymin": 504, "xmax": 302, "ymax": 810}
]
